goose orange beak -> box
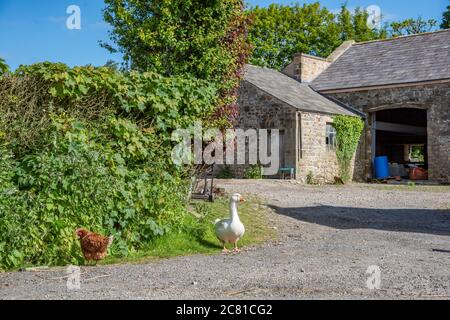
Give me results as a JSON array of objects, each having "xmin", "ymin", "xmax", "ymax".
[{"xmin": 239, "ymin": 196, "xmax": 245, "ymax": 202}]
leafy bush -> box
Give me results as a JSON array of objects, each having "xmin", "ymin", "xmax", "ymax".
[
  {"xmin": 244, "ymin": 164, "xmax": 263, "ymax": 179},
  {"xmin": 0, "ymin": 63, "xmax": 217, "ymax": 270},
  {"xmin": 0, "ymin": 63, "xmax": 217, "ymax": 154},
  {"xmin": 306, "ymin": 171, "xmax": 316, "ymax": 185},
  {"xmin": 0, "ymin": 116, "xmax": 191, "ymax": 269}
]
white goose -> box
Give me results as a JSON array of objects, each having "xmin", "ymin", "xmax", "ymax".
[{"xmin": 215, "ymin": 193, "xmax": 246, "ymax": 253}]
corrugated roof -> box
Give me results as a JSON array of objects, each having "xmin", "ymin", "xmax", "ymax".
[
  {"xmin": 243, "ymin": 64, "xmax": 357, "ymax": 116},
  {"xmin": 312, "ymin": 29, "xmax": 450, "ymax": 91}
]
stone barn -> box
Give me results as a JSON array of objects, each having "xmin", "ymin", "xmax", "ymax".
[
  {"xmin": 309, "ymin": 29, "xmax": 450, "ymax": 183},
  {"xmin": 236, "ymin": 29, "xmax": 450, "ymax": 183},
  {"xmin": 235, "ymin": 65, "xmax": 360, "ymax": 182}
]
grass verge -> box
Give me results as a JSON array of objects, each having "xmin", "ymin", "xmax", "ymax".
[{"xmin": 102, "ymin": 194, "xmax": 276, "ymax": 266}]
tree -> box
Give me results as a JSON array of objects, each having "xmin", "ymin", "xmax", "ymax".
[
  {"xmin": 343, "ymin": 6, "xmax": 387, "ymax": 42},
  {"xmin": 102, "ymin": 0, "xmax": 252, "ymax": 125},
  {"xmin": 248, "ymin": 3, "xmax": 386, "ymax": 70},
  {"xmin": 442, "ymin": 3, "xmax": 450, "ymax": 29},
  {"xmin": 248, "ymin": 3, "xmax": 341, "ymax": 69},
  {"xmin": 337, "ymin": 4, "xmax": 355, "ymax": 41},
  {"xmin": 0, "ymin": 57, "xmax": 8, "ymax": 75},
  {"xmin": 103, "ymin": 59, "xmax": 119, "ymax": 71},
  {"xmin": 390, "ymin": 17, "xmax": 437, "ymax": 36}
]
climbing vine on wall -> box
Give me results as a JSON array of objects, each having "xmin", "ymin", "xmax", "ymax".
[{"xmin": 333, "ymin": 115, "xmax": 364, "ymax": 182}]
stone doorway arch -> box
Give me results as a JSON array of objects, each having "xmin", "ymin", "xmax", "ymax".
[{"xmin": 368, "ymin": 106, "xmax": 428, "ymax": 181}]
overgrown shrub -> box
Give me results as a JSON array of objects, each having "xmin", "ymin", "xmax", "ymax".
[
  {"xmin": 0, "ymin": 63, "xmax": 217, "ymax": 154},
  {"xmin": 0, "ymin": 63, "xmax": 217, "ymax": 270},
  {"xmin": 306, "ymin": 171, "xmax": 316, "ymax": 185},
  {"xmin": 244, "ymin": 164, "xmax": 263, "ymax": 179}
]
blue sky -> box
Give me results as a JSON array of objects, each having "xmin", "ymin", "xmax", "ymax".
[{"xmin": 0, "ymin": 0, "xmax": 447, "ymax": 70}]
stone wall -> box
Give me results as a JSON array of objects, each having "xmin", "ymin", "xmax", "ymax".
[
  {"xmin": 297, "ymin": 112, "xmax": 356, "ymax": 183},
  {"xmin": 327, "ymin": 82, "xmax": 450, "ymax": 183},
  {"xmin": 231, "ymin": 81, "xmax": 358, "ymax": 182},
  {"xmin": 282, "ymin": 41, "xmax": 355, "ymax": 83},
  {"xmin": 224, "ymin": 81, "xmax": 298, "ymax": 178},
  {"xmin": 282, "ymin": 54, "xmax": 331, "ymax": 83}
]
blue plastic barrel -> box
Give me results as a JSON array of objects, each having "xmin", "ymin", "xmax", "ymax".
[{"xmin": 374, "ymin": 156, "xmax": 389, "ymax": 179}]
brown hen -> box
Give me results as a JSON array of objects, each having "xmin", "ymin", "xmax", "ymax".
[{"xmin": 75, "ymin": 228, "xmax": 114, "ymax": 264}]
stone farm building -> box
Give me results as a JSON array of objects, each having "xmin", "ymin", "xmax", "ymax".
[{"xmin": 235, "ymin": 29, "xmax": 450, "ymax": 183}]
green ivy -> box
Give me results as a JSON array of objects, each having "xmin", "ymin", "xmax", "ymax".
[{"xmin": 333, "ymin": 115, "xmax": 364, "ymax": 182}]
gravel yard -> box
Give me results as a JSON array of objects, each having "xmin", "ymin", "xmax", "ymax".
[{"xmin": 1, "ymin": 180, "xmax": 450, "ymax": 300}]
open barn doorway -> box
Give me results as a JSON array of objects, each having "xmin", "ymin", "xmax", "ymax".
[{"xmin": 372, "ymin": 108, "xmax": 428, "ymax": 181}]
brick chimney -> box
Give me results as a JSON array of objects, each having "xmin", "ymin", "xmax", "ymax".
[{"xmin": 282, "ymin": 40, "xmax": 355, "ymax": 83}]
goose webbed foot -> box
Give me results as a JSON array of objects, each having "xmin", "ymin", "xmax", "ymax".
[
  {"xmin": 232, "ymin": 242, "xmax": 241, "ymax": 253},
  {"xmin": 221, "ymin": 242, "xmax": 229, "ymax": 254}
]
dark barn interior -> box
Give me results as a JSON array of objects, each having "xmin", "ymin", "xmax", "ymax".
[{"xmin": 374, "ymin": 108, "xmax": 428, "ymax": 179}]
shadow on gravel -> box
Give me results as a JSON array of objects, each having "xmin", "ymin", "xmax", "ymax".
[
  {"xmin": 432, "ymin": 248, "xmax": 450, "ymax": 253},
  {"xmin": 268, "ymin": 205, "xmax": 450, "ymax": 236}
]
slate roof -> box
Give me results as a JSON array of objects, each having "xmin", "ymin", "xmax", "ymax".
[
  {"xmin": 243, "ymin": 64, "xmax": 357, "ymax": 116},
  {"xmin": 312, "ymin": 29, "xmax": 450, "ymax": 92}
]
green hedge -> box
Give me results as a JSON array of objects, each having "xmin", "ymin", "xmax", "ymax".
[{"xmin": 0, "ymin": 63, "xmax": 217, "ymax": 270}]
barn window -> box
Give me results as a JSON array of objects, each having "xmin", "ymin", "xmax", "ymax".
[{"xmin": 326, "ymin": 123, "xmax": 337, "ymax": 150}]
